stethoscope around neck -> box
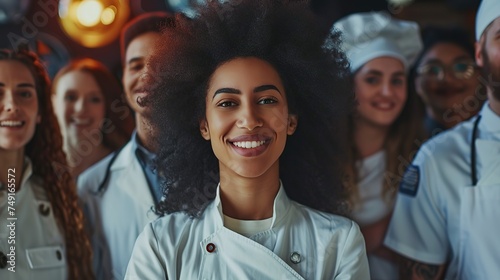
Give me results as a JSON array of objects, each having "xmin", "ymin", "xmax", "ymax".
[
  {"xmin": 471, "ymin": 115, "xmax": 482, "ymax": 186},
  {"xmin": 92, "ymin": 144, "xmax": 126, "ymax": 196}
]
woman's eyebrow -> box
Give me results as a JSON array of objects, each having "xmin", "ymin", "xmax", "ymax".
[
  {"xmin": 213, "ymin": 87, "xmax": 240, "ymax": 99},
  {"xmin": 0, "ymin": 82, "xmax": 35, "ymax": 88},
  {"xmin": 18, "ymin": 83, "xmax": 35, "ymax": 88},
  {"xmin": 254, "ymin": 84, "xmax": 281, "ymax": 95},
  {"xmin": 212, "ymin": 84, "xmax": 281, "ymax": 99}
]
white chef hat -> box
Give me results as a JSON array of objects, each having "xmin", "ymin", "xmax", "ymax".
[
  {"xmin": 332, "ymin": 11, "xmax": 422, "ymax": 73},
  {"xmin": 475, "ymin": 0, "xmax": 500, "ymax": 41}
]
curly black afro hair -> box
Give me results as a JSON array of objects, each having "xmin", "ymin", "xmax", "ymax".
[{"xmin": 146, "ymin": 0, "xmax": 354, "ymax": 217}]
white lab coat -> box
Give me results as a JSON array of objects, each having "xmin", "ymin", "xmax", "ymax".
[
  {"xmin": 125, "ymin": 184, "xmax": 370, "ymax": 280},
  {"xmin": 385, "ymin": 102, "xmax": 500, "ymax": 279},
  {"xmin": 78, "ymin": 141, "xmax": 157, "ymax": 280},
  {"xmin": 0, "ymin": 158, "xmax": 67, "ymax": 279}
]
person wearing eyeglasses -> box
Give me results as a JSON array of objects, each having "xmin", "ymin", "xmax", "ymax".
[
  {"xmin": 384, "ymin": 0, "xmax": 500, "ymax": 278},
  {"xmin": 411, "ymin": 26, "xmax": 482, "ymax": 136}
]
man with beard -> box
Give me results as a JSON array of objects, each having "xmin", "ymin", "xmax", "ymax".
[
  {"xmin": 77, "ymin": 12, "xmax": 171, "ymax": 280},
  {"xmin": 384, "ymin": 0, "xmax": 500, "ymax": 279}
]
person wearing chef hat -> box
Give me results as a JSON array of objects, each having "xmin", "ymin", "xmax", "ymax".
[
  {"xmin": 333, "ymin": 11, "xmax": 424, "ymax": 280},
  {"xmin": 384, "ymin": 0, "xmax": 500, "ymax": 278}
]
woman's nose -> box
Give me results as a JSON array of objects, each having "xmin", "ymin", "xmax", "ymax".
[
  {"xmin": 2, "ymin": 92, "xmax": 18, "ymax": 113},
  {"xmin": 236, "ymin": 104, "xmax": 263, "ymax": 131}
]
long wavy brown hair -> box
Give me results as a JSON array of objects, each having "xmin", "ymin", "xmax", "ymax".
[
  {"xmin": 344, "ymin": 72, "xmax": 426, "ymax": 205},
  {"xmin": 0, "ymin": 47, "xmax": 94, "ymax": 279}
]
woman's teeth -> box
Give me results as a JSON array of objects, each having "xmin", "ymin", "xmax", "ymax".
[
  {"xmin": 0, "ymin": 120, "xmax": 23, "ymax": 127},
  {"xmin": 232, "ymin": 140, "xmax": 266, "ymax": 149}
]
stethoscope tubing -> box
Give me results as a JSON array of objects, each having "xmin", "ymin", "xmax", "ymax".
[
  {"xmin": 471, "ymin": 115, "xmax": 482, "ymax": 186},
  {"xmin": 92, "ymin": 144, "xmax": 126, "ymax": 196}
]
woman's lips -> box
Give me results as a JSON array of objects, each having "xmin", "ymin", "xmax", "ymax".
[
  {"xmin": 228, "ymin": 134, "xmax": 271, "ymax": 157},
  {"xmin": 230, "ymin": 140, "xmax": 270, "ymax": 157},
  {"xmin": 371, "ymin": 101, "xmax": 396, "ymax": 111}
]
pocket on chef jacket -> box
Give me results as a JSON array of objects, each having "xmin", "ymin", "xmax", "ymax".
[{"xmin": 26, "ymin": 245, "xmax": 66, "ymax": 269}]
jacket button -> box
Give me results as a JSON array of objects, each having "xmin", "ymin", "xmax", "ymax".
[
  {"xmin": 56, "ymin": 250, "xmax": 62, "ymax": 260},
  {"xmin": 0, "ymin": 251, "xmax": 7, "ymax": 269},
  {"xmin": 290, "ymin": 252, "xmax": 301, "ymax": 264},
  {"xmin": 39, "ymin": 204, "xmax": 50, "ymax": 216},
  {"xmin": 206, "ymin": 243, "xmax": 216, "ymax": 253}
]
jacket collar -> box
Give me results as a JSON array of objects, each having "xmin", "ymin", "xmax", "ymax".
[
  {"xmin": 109, "ymin": 140, "xmax": 135, "ymax": 171},
  {"xmin": 0, "ymin": 157, "xmax": 33, "ymax": 191},
  {"xmin": 209, "ymin": 181, "xmax": 291, "ymax": 230},
  {"xmin": 479, "ymin": 101, "xmax": 500, "ymax": 134},
  {"xmin": 21, "ymin": 156, "xmax": 33, "ymax": 187}
]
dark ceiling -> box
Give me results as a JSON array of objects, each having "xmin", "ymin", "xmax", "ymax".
[{"xmin": 0, "ymin": 0, "xmax": 480, "ymax": 80}]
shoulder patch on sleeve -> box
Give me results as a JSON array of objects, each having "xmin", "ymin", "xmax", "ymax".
[{"xmin": 399, "ymin": 164, "xmax": 420, "ymax": 197}]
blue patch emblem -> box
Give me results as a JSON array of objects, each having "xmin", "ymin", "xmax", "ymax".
[{"xmin": 399, "ymin": 165, "xmax": 420, "ymax": 197}]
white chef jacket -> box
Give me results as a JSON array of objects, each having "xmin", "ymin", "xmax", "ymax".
[
  {"xmin": 78, "ymin": 140, "xmax": 158, "ymax": 280},
  {"xmin": 352, "ymin": 151, "xmax": 393, "ymax": 227},
  {"xmin": 0, "ymin": 158, "xmax": 67, "ymax": 279},
  {"xmin": 353, "ymin": 151, "xmax": 397, "ymax": 280},
  {"xmin": 385, "ymin": 102, "xmax": 500, "ymax": 279},
  {"xmin": 125, "ymin": 184, "xmax": 370, "ymax": 280}
]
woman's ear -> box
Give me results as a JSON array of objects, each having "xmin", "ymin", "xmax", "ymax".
[
  {"xmin": 200, "ymin": 119, "xmax": 210, "ymax": 140},
  {"xmin": 287, "ymin": 115, "xmax": 298, "ymax": 135}
]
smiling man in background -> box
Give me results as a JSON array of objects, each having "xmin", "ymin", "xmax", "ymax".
[{"xmin": 77, "ymin": 12, "xmax": 171, "ymax": 280}]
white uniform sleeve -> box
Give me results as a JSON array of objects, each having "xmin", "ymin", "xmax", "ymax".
[
  {"xmin": 125, "ymin": 223, "xmax": 167, "ymax": 279},
  {"xmin": 335, "ymin": 221, "xmax": 370, "ymax": 280},
  {"xmin": 384, "ymin": 145, "xmax": 448, "ymax": 264}
]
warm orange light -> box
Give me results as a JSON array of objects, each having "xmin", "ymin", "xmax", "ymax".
[
  {"xmin": 77, "ymin": 0, "xmax": 103, "ymax": 27},
  {"xmin": 58, "ymin": 0, "xmax": 130, "ymax": 48},
  {"xmin": 101, "ymin": 6, "xmax": 116, "ymax": 25}
]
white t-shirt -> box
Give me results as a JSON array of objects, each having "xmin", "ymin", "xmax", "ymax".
[{"xmin": 224, "ymin": 215, "xmax": 273, "ymax": 237}]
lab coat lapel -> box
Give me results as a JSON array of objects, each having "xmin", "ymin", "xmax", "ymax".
[{"xmin": 112, "ymin": 143, "xmax": 156, "ymax": 212}]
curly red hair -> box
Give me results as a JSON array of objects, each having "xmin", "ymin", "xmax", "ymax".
[{"xmin": 0, "ymin": 47, "xmax": 94, "ymax": 279}]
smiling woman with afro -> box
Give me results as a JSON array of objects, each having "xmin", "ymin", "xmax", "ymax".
[{"xmin": 125, "ymin": 0, "xmax": 369, "ymax": 279}]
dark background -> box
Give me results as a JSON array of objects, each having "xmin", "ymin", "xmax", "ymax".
[{"xmin": 0, "ymin": 0, "xmax": 481, "ymax": 80}]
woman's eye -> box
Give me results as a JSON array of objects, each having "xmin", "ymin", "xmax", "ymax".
[
  {"xmin": 19, "ymin": 91, "xmax": 33, "ymax": 98},
  {"xmin": 64, "ymin": 94, "xmax": 77, "ymax": 102},
  {"xmin": 258, "ymin": 98, "xmax": 277, "ymax": 105},
  {"xmin": 391, "ymin": 78, "xmax": 404, "ymax": 86},
  {"xmin": 365, "ymin": 77, "xmax": 379, "ymax": 85},
  {"xmin": 90, "ymin": 96, "xmax": 103, "ymax": 103},
  {"xmin": 217, "ymin": 101, "xmax": 237, "ymax": 107}
]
